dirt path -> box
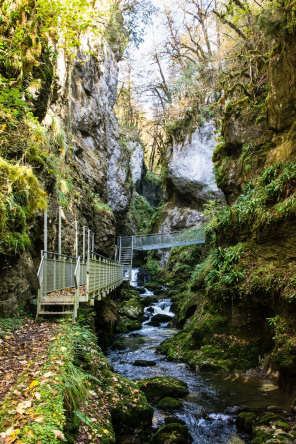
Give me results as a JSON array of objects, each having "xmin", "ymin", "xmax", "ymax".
[{"xmin": 0, "ymin": 319, "xmax": 58, "ymax": 403}]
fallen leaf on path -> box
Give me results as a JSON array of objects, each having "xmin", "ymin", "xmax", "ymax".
[
  {"xmin": 53, "ymin": 430, "xmax": 66, "ymax": 440},
  {"xmin": 15, "ymin": 400, "xmax": 32, "ymax": 414}
]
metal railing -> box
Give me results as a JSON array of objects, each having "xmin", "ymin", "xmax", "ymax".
[
  {"xmin": 37, "ymin": 251, "xmax": 79, "ymax": 295},
  {"xmin": 86, "ymin": 251, "xmax": 124, "ymax": 304},
  {"xmin": 118, "ymin": 229, "xmax": 205, "ymax": 251},
  {"xmin": 36, "ymin": 249, "xmax": 125, "ymax": 317},
  {"xmin": 36, "ymin": 251, "xmax": 82, "ymax": 321}
]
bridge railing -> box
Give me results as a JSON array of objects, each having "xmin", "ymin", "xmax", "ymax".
[
  {"xmin": 37, "ymin": 251, "xmax": 80, "ymax": 296},
  {"xmin": 131, "ymin": 228, "xmax": 205, "ymax": 250},
  {"xmin": 86, "ymin": 251, "xmax": 124, "ymax": 305}
]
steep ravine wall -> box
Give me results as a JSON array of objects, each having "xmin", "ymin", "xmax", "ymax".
[
  {"xmin": 0, "ymin": 35, "xmax": 133, "ymax": 316},
  {"xmin": 159, "ymin": 121, "xmax": 222, "ymax": 233},
  {"xmin": 159, "ymin": 28, "xmax": 296, "ymax": 392}
]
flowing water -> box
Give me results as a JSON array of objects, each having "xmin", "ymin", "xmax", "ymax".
[{"xmin": 107, "ymin": 268, "xmax": 292, "ymax": 443}]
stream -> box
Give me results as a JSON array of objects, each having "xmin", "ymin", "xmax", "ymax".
[{"xmin": 107, "ymin": 268, "xmax": 292, "ymax": 443}]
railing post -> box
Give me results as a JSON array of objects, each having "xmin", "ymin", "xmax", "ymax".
[
  {"xmin": 88, "ymin": 229, "xmax": 91, "ymax": 256},
  {"xmin": 74, "ymin": 257, "xmax": 80, "ymax": 322},
  {"xmin": 92, "ymin": 232, "xmax": 94, "ymax": 259},
  {"xmin": 58, "ymin": 206, "xmax": 62, "ymax": 255},
  {"xmin": 44, "ymin": 210, "xmax": 47, "ymax": 259},
  {"xmin": 75, "ymin": 220, "xmax": 79, "ymax": 257},
  {"xmin": 86, "ymin": 249, "xmax": 90, "ymax": 304},
  {"xmin": 53, "ymin": 255, "xmax": 56, "ymax": 293},
  {"xmin": 83, "ymin": 225, "xmax": 86, "ymax": 261}
]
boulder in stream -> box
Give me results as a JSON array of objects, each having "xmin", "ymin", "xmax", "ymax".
[
  {"xmin": 118, "ymin": 297, "xmax": 144, "ymax": 319},
  {"xmin": 165, "ymin": 416, "xmax": 186, "ymax": 425},
  {"xmin": 151, "ymin": 313, "xmax": 173, "ymax": 323},
  {"xmin": 136, "ymin": 376, "xmax": 189, "ymax": 401},
  {"xmin": 146, "ymin": 321, "xmax": 161, "ymax": 327},
  {"xmin": 149, "ymin": 423, "xmax": 192, "ymax": 444},
  {"xmin": 115, "ymin": 317, "xmax": 142, "ymax": 333},
  {"xmin": 157, "ymin": 397, "xmax": 182, "ymax": 410},
  {"xmin": 133, "ymin": 360, "xmax": 157, "ymax": 367}
]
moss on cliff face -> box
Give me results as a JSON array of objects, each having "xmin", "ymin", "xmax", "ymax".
[{"xmin": 157, "ymin": 1, "xmax": 296, "ymax": 381}]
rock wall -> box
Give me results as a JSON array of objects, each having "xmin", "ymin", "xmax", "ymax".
[
  {"xmin": 159, "ymin": 121, "xmax": 222, "ymax": 233},
  {"xmin": 0, "ymin": 35, "xmax": 133, "ymax": 316}
]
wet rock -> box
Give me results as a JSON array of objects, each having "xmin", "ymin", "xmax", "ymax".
[
  {"xmin": 115, "ymin": 317, "xmax": 142, "ymax": 333},
  {"xmin": 149, "ymin": 423, "xmax": 192, "ymax": 444},
  {"xmin": 133, "ymin": 360, "xmax": 157, "ymax": 367},
  {"xmin": 151, "ymin": 314, "xmax": 172, "ymax": 323},
  {"xmin": 146, "ymin": 307, "xmax": 155, "ymax": 313},
  {"xmin": 157, "ymin": 397, "xmax": 182, "ymax": 410},
  {"xmin": 165, "ymin": 417, "xmax": 186, "ymax": 426},
  {"xmin": 140, "ymin": 296, "xmax": 158, "ymax": 307},
  {"xmin": 110, "ymin": 390, "xmax": 154, "ymax": 436},
  {"xmin": 136, "ymin": 377, "xmax": 189, "ymax": 401},
  {"xmin": 198, "ymin": 361, "xmax": 224, "ymax": 373},
  {"xmin": 146, "ymin": 321, "xmax": 161, "ymax": 327},
  {"xmin": 118, "ymin": 297, "xmax": 144, "ymax": 320},
  {"xmin": 236, "ymin": 412, "xmax": 257, "ymax": 432}
]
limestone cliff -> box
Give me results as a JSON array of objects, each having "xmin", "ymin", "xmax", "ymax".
[
  {"xmin": 160, "ymin": 20, "xmax": 296, "ymax": 387},
  {"xmin": 0, "ymin": 28, "xmax": 133, "ymax": 315},
  {"xmin": 157, "ymin": 121, "xmax": 222, "ymax": 233}
]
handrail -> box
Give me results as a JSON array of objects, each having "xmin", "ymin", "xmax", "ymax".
[
  {"xmin": 74, "ymin": 256, "xmax": 81, "ymax": 288},
  {"xmin": 37, "ymin": 255, "xmax": 44, "ymax": 289},
  {"xmin": 88, "ymin": 250, "xmax": 120, "ymax": 264},
  {"xmin": 131, "ymin": 228, "xmax": 204, "ymax": 239},
  {"xmin": 41, "ymin": 250, "xmax": 79, "ymax": 260}
]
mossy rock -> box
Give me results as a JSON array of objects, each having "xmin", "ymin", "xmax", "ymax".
[
  {"xmin": 136, "ymin": 377, "xmax": 189, "ymax": 401},
  {"xmin": 140, "ymin": 296, "xmax": 158, "ymax": 307},
  {"xmin": 149, "ymin": 423, "xmax": 192, "ymax": 444},
  {"xmin": 110, "ymin": 384, "xmax": 154, "ymax": 434},
  {"xmin": 145, "ymin": 282, "xmax": 162, "ymax": 290},
  {"xmin": 165, "ymin": 281, "xmax": 175, "ymax": 287},
  {"xmin": 252, "ymin": 426, "xmax": 274, "ymax": 443},
  {"xmin": 115, "ymin": 317, "xmax": 142, "ymax": 333},
  {"xmin": 157, "ymin": 397, "xmax": 182, "ymax": 410},
  {"xmin": 274, "ymin": 421, "xmax": 291, "ymax": 431},
  {"xmin": 118, "ymin": 298, "xmax": 144, "ymax": 319},
  {"xmin": 198, "ymin": 361, "xmax": 225, "ymax": 373},
  {"xmin": 255, "ymin": 412, "xmax": 286, "ymax": 426},
  {"xmin": 236, "ymin": 412, "xmax": 257, "ymax": 432}
]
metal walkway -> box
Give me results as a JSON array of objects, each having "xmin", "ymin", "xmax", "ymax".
[
  {"xmin": 36, "ymin": 228, "xmax": 205, "ymax": 320},
  {"xmin": 36, "ymin": 251, "xmax": 123, "ymax": 321},
  {"xmin": 118, "ymin": 228, "xmax": 205, "ymax": 280}
]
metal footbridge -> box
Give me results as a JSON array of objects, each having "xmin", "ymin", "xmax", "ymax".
[
  {"xmin": 118, "ymin": 229, "xmax": 205, "ymax": 280},
  {"xmin": 36, "ymin": 228, "xmax": 205, "ymax": 321}
]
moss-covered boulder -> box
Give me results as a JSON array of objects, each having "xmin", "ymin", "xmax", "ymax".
[
  {"xmin": 108, "ymin": 377, "xmax": 154, "ymax": 435},
  {"xmin": 140, "ymin": 296, "xmax": 158, "ymax": 307},
  {"xmin": 236, "ymin": 410, "xmax": 295, "ymax": 443},
  {"xmin": 157, "ymin": 397, "xmax": 182, "ymax": 410},
  {"xmin": 136, "ymin": 377, "xmax": 189, "ymax": 401},
  {"xmin": 118, "ymin": 297, "xmax": 144, "ymax": 319},
  {"xmin": 115, "ymin": 317, "xmax": 142, "ymax": 333},
  {"xmin": 236, "ymin": 412, "xmax": 257, "ymax": 432},
  {"xmin": 149, "ymin": 423, "xmax": 192, "ymax": 444}
]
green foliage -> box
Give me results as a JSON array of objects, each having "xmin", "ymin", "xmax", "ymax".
[
  {"xmin": 126, "ymin": 192, "xmax": 159, "ymax": 234},
  {"xmin": 0, "ymin": 157, "xmax": 47, "ymax": 254},
  {"xmin": 191, "ymin": 244, "xmax": 245, "ymax": 301},
  {"xmin": 92, "ymin": 194, "xmax": 113, "ymax": 216},
  {"xmin": 144, "ymin": 171, "xmax": 161, "ymax": 187},
  {"xmin": 214, "ymin": 161, "xmax": 296, "ymax": 236},
  {"xmin": 145, "ymin": 251, "xmax": 163, "ymax": 280}
]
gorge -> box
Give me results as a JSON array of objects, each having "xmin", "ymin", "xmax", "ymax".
[{"xmin": 1, "ymin": 0, "xmax": 296, "ymax": 443}]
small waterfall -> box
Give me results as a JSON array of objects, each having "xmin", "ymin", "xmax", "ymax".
[
  {"xmin": 130, "ymin": 268, "xmax": 139, "ymax": 288},
  {"xmin": 130, "ymin": 267, "xmax": 154, "ymax": 296}
]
